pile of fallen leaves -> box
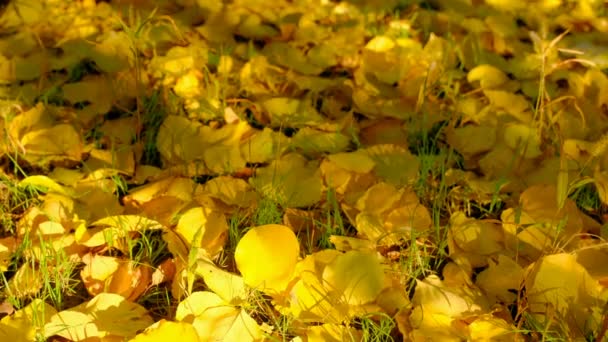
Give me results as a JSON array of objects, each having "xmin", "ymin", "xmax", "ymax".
[{"xmin": 1, "ymin": 0, "xmax": 608, "ymax": 341}]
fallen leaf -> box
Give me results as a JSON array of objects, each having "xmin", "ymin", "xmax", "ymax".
[{"xmin": 234, "ymin": 224, "xmax": 299, "ymax": 292}]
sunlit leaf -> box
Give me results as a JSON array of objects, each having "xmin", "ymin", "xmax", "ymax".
[
  {"xmin": 176, "ymin": 291, "xmax": 262, "ymax": 341},
  {"xmin": 44, "ymin": 293, "xmax": 153, "ymax": 341},
  {"xmin": 0, "ymin": 299, "xmax": 56, "ymax": 342},
  {"xmin": 129, "ymin": 320, "xmax": 201, "ymax": 342},
  {"xmin": 234, "ymin": 224, "xmax": 299, "ymax": 292},
  {"xmin": 175, "ymin": 206, "xmax": 228, "ymax": 257}
]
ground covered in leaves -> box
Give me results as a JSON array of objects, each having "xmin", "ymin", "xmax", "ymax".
[{"xmin": 1, "ymin": 0, "xmax": 608, "ymax": 341}]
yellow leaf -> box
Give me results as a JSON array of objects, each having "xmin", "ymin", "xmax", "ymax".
[
  {"xmin": 8, "ymin": 263, "xmax": 43, "ymax": 298},
  {"xmin": 503, "ymin": 123, "xmax": 542, "ymax": 159},
  {"xmin": 176, "ymin": 291, "xmax": 262, "ymax": 341},
  {"xmin": 204, "ymin": 176, "xmax": 258, "ymax": 208},
  {"xmin": 81, "ymin": 254, "xmax": 151, "ymax": 301},
  {"xmin": 235, "ymin": 224, "xmax": 299, "ymax": 292},
  {"xmin": 263, "ymin": 42, "xmax": 323, "ymax": 75},
  {"xmin": 307, "ymin": 323, "xmax": 362, "ymax": 342},
  {"xmin": 175, "ymin": 207, "xmax": 228, "ymax": 258},
  {"xmin": 18, "ymin": 175, "xmax": 71, "ymax": 196},
  {"xmin": 62, "ymin": 76, "xmax": 114, "ymax": 115},
  {"xmin": 446, "ymin": 124, "xmax": 497, "ymax": 157},
  {"xmin": 475, "ymin": 255, "xmax": 524, "ymax": 303},
  {"xmin": 20, "ymin": 124, "xmax": 83, "ymax": 165},
  {"xmin": 291, "ymin": 128, "xmax": 350, "ymax": 156},
  {"xmin": 409, "ymin": 275, "xmax": 486, "ymax": 339},
  {"xmin": 129, "ymin": 320, "xmax": 201, "ymax": 342},
  {"xmin": 85, "ymin": 148, "xmax": 136, "ymax": 176},
  {"xmin": 250, "ymin": 153, "xmax": 322, "ymax": 208},
  {"xmin": 0, "ymin": 299, "xmax": 56, "ymax": 342},
  {"xmin": 366, "ymin": 36, "xmax": 396, "ymax": 53},
  {"xmin": 0, "ymin": 237, "xmax": 17, "ymax": 272},
  {"xmin": 467, "ymin": 64, "xmax": 509, "ymax": 89},
  {"xmin": 327, "ymin": 151, "xmax": 375, "ymax": 173},
  {"xmin": 449, "ymin": 212, "xmax": 504, "ymax": 259},
  {"xmin": 355, "ymin": 182, "xmax": 402, "ymax": 215},
  {"xmin": 322, "ymin": 250, "xmax": 385, "ymax": 305},
  {"xmin": 90, "ymin": 31, "xmax": 133, "ymax": 73},
  {"xmin": 468, "ymin": 315, "xmax": 519, "ymax": 341},
  {"xmin": 203, "ymin": 144, "xmax": 246, "ymax": 173},
  {"xmin": 260, "ymin": 97, "xmax": 325, "ymax": 127},
  {"xmin": 156, "ymin": 115, "xmax": 209, "ymax": 164},
  {"xmin": 240, "ymin": 128, "xmax": 289, "ymax": 164},
  {"xmin": 289, "ymin": 255, "xmax": 348, "ymax": 323},
  {"xmin": 354, "ymin": 212, "xmax": 387, "ymax": 243},
  {"xmin": 484, "ymin": 90, "xmax": 531, "ymax": 120},
  {"xmin": 365, "ymin": 144, "xmax": 419, "ymax": 186},
  {"xmin": 525, "ymin": 253, "xmax": 605, "ymax": 338},
  {"xmin": 173, "ymin": 70, "xmax": 201, "ymax": 98},
  {"xmin": 194, "ymin": 258, "xmax": 248, "ymax": 304},
  {"xmin": 485, "ymin": 0, "xmax": 527, "ymax": 11},
  {"xmin": 90, "ymin": 215, "xmax": 163, "ymax": 231},
  {"xmin": 44, "ymin": 293, "xmax": 153, "ymax": 341}
]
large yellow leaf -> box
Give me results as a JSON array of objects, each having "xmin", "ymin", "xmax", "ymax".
[{"xmin": 234, "ymin": 224, "xmax": 299, "ymax": 292}]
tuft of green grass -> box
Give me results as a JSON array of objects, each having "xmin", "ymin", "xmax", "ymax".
[
  {"xmin": 359, "ymin": 313, "xmax": 396, "ymax": 342},
  {"xmin": 570, "ymin": 183, "xmax": 602, "ymax": 213},
  {"xmin": 140, "ymin": 90, "xmax": 167, "ymax": 167},
  {"xmin": 407, "ymin": 119, "xmax": 454, "ymax": 274},
  {"xmin": 0, "ymin": 173, "xmax": 44, "ymax": 236},
  {"xmin": 129, "ymin": 229, "xmax": 171, "ymax": 266},
  {"xmin": 252, "ymin": 197, "xmax": 284, "ymax": 226},
  {"xmin": 137, "ymin": 285, "xmax": 174, "ymax": 321},
  {"xmin": 315, "ymin": 187, "xmax": 347, "ymax": 250},
  {"xmin": 245, "ymin": 289, "xmax": 298, "ymax": 342}
]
